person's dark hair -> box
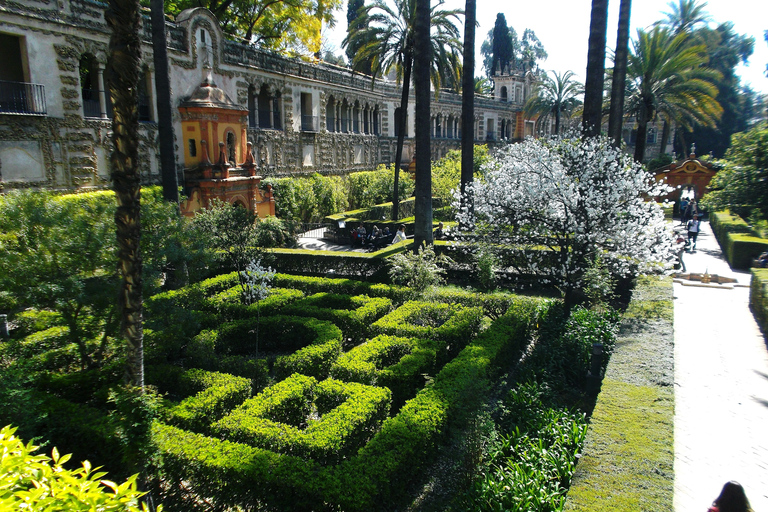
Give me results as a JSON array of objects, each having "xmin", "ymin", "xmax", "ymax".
[{"xmin": 713, "ymin": 481, "xmax": 753, "ymax": 512}]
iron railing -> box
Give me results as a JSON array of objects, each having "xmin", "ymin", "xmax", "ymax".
[{"xmin": 0, "ymin": 81, "xmax": 46, "ymax": 115}]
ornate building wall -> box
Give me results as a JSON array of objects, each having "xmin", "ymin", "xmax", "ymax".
[{"xmin": 0, "ymin": 0, "xmax": 529, "ymax": 191}]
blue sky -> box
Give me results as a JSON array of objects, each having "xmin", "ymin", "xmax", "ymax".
[{"xmin": 323, "ymin": 0, "xmax": 768, "ymax": 94}]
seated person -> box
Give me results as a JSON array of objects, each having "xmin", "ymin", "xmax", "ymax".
[
  {"xmin": 757, "ymin": 252, "xmax": 768, "ymax": 268},
  {"xmin": 434, "ymin": 222, "xmax": 445, "ymax": 240},
  {"xmin": 392, "ymin": 225, "xmax": 407, "ymax": 244}
]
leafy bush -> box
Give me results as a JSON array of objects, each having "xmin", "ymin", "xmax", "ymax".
[
  {"xmin": 165, "ymin": 369, "xmax": 252, "ymax": 433},
  {"xmin": 280, "ymin": 293, "xmax": 392, "ymax": 340},
  {"xmin": 388, "ymin": 244, "xmax": 450, "ymax": 292},
  {"xmin": 0, "ymin": 425, "xmax": 158, "ymax": 511}
]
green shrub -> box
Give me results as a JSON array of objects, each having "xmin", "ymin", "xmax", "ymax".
[
  {"xmin": 212, "ymin": 375, "xmax": 391, "ymax": 464},
  {"xmin": 9, "ymin": 309, "xmax": 64, "ymax": 338},
  {"xmin": 371, "ymin": 301, "xmax": 484, "ymax": 358},
  {"xmin": 750, "ymin": 268, "xmax": 768, "ymax": 335},
  {"xmin": 203, "ymin": 286, "xmax": 304, "ymax": 319},
  {"xmin": 272, "ymin": 273, "xmax": 411, "ymax": 304},
  {"xmin": 330, "ymin": 335, "xmax": 440, "ymax": 409},
  {"xmin": 165, "ymin": 369, "xmax": 252, "ymax": 433},
  {"xmin": 280, "ymin": 293, "xmax": 392, "ymax": 340},
  {"xmin": 0, "ymin": 425, "xmax": 157, "ymax": 511}
]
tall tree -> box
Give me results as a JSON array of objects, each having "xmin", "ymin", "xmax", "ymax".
[
  {"xmin": 344, "ymin": 0, "xmax": 462, "ymax": 220},
  {"xmin": 168, "ymin": 0, "xmax": 341, "ymax": 56},
  {"xmin": 460, "ymin": 0, "xmax": 475, "ymax": 216},
  {"xmin": 490, "ymin": 13, "xmax": 514, "ymax": 75},
  {"xmin": 105, "ymin": 0, "xmax": 144, "ymax": 387},
  {"xmin": 607, "ymin": 0, "xmax": 631, "ymax": 147},
  {"xmin": 413, "ymin": 0, "xmax": 431, "ymax": 248},
  {"xmin": 582, "ymin": 0, "xmax": 609, "ymax": 137},
  {"xmin": 661, "ymin": 0, "xmax": 711, "ymax": 36},
  {"xmin": 682, "ymin": 22, "xmax": 754, "ymax": 158},
  {"xmin": 524, "ymin": 70, "xmax": 583, "ymax": 135},
  {"xmin": 345, "ymin": 0, "xmax": 372, "ymax": 74},
  {"xmin": 625, "ymin": 26, "xmax": 722, "ymax": 162}
]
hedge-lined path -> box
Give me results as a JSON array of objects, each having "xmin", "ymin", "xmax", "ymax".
[{"xmin": 673, "ymin": 220, "xmax": 768, "ymax": 512}]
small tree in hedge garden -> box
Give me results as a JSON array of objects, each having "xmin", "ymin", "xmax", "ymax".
[
  {"xmin": 455, "ymin": 134, "xmax": 676, "ymax": 307},
  {"xmin": 241, "ymin": 259, "xmax": 275, "ymax": 355},
  {"xmin": 388, "ymin": 243, "xmax": 450, "ymax": 294},
  {"xmin": 189, "ymin": 199, "xmax": 262, "ymax": 289},
  {"xmin": 0, "ymin": 424, "xmax": 160, "ymax": 511}
]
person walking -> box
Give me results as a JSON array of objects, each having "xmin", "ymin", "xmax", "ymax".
[
  {"xmin": 687, "ymin": 215, "xmax": 701, "ymax": 251},
  {"xmin": 392, "ymin": 224, "xmax": 407, "ymax": 244}
]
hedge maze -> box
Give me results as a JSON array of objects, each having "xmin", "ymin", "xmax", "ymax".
[{"xmin": 12, "ymin": 271, "xmax": 550, "ymax": 511}]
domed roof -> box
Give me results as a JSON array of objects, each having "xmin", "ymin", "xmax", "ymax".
[{"xmin": 179, "ymin": 75, "xmax": 247, "ymax": 111}]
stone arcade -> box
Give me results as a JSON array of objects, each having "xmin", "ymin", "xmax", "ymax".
[{"xmin": 0, "ymin": 0, "xmax": 537, "ymax": 214}]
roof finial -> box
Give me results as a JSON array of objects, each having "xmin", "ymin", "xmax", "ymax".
[{"xmin": 690, "ymin": 142, "xmax": 696, "ymax": 157}]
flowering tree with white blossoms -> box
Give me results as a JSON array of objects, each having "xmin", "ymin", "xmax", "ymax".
[{"xmin": 454, "ymin": 134, "xmax": 675, "ymax": 306}]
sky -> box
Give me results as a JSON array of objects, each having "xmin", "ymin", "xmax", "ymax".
[{"xmin": 322, "ymin": 0, "xmax": 768, "ymax": 95}]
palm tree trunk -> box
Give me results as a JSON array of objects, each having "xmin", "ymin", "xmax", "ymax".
[
  {"xmin": 149, "ymin": 0, "xmax": 178, "ymax": 204},
  {"xmin": 392, "ymin": 56, "xmax": 412, "ymax": 222},
  {"xmin": 413, "ymin": 0, "xmax": 432, "ymax": 248},
  {"xmin": 106, "ymin": 0, "xmax": 144, "ymax": 389},
  {"xmin": 582, "ymin": 0, "xmax": 609, "ymax": 137},
  {"xmin": 460, "ymin": 0, "xmax": 475, "ymax": 218},
  {"xmin": 555, "ymin": 105, "xmax": 561, "ymax": 135},
  {"xmin": 608, "ymin": 0, "xmax": 632, "ymax": 147}
]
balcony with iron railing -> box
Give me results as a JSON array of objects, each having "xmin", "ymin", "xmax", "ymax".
[{"xmin": 0, "ymin": 81, "xmax": 46, "ymax": 115}]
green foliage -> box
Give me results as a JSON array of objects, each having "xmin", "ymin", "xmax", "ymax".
[
  {"xmin": 0, "ymin": 425, "xmax": 158, "ymax": 511},
  {"xmin": 701, "ymin": 122, "xmax": 768, "ymax": 220},
  {"xmin": 430, "ymin": 145, "xmax": 491, "ymax": 205},
  {"xmin": 388, "ymin": 244, "xmax": 450, "ymax": 293},
  {"xmin": 347, "ymin": 165, "xmax": 415, "ymax": 210},
  {"xmin": 749, "ymin": 268, "xmax": 768, "ymax": 336},
  {"xmin": 212, "ymin": 376, "xmax": 391, "ymax": 464},
  {"xmin": 464, "ymin": 382, "xmax": 588, "ymax": 512},
  {"xmin": 709, "ymin": 211, "xmax": 768, "ymax": 269},
  {"xmin": 203, "ymin": 286, "xmax": 303, "ymax": 320},
  {"xmin": 475, "ymin": 249, "xmax": 498, "ymax": 292},
  {"xmin": 280, "ymin": 293, "xmax": 393, "ymax": 340},
  {"xmin": 254, "ymin": 215, "xmax": 298, "ymax": 248},
  {"xmin": 165, "ymin": 369, "xmax": 252, "ymax": 433}
]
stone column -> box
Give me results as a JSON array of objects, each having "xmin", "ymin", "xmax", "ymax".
[{"xmin": 96, "ymin": 62, "xmax": 108, "ymax": 119}]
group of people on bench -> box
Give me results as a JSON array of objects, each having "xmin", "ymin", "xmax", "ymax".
[{"xmin": 350, "ymin": 222, "xmax": 446, "ymax": 249}]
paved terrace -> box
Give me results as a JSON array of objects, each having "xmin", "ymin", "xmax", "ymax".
[{"xmin": 673, "ymin": 221, "xmax": 768, "ymax": 511}]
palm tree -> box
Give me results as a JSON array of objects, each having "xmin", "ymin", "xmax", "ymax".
[
  {"xmin": 525, "ymin": 70, "xmax": 583, "ymax": 136},
  {"xmin": 413, "ymin": 0, "xmax": 431, "ymax": 248},
  {"xmin": 608, "ymin": 0, "xmax": 632, "ymax": 147},
  {"xmin": 105, "ymin": 0, "xmax": 144, "ymax": 388},
  {"xmin": 343, "ymin": 0, "xmax": 462, "ymax": 221},
  {"xmin": 460, "ymin": 0, "xmax": 476, "ymax": 220},
  {"xmin": 625, "ymin": 26, "xmax": 722, "ymax": 162},
  {"xmin": 660, "ymin": 0, "xmax": 711, "ymax": 36},
  {"xmin": 582, "ymin": 0, "xmax": 609, "ymax": 137}
]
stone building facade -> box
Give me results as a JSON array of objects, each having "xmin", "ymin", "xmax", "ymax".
[{"xmin": 0, "ymin": 0, "xmax": 533, "ymax": 194}]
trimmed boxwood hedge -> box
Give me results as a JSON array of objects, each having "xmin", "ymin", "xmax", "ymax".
[
  {"xmin": 280, "ymin": 293, "xmax": 392, "ymax": 341},
  {"xmin": 187, "ymin": 315, "xmax": 343, "ymax": 380},
  {"xmin": 330, "ymin": 334, "xmax": 440, "ymax": 409},
  {"xmin": 370, "ymin": 301, "xmax": 484, "ymax": 358},
  {"xmin": 212, "ymin": 374, "xmax": 391, "ymax": 464},
  {"xmin": 165, "ymin": 369, "xmax": 252, "ymax": 433},
  {"xmin": 750, "ymin": 268, "xmax": 768, "ymax": 335},
  {"xmin": 203, "ymin": 286, "xmax": 304, "ymax": 319},
  {"xmin": 272, "ymin": 273, "xmax": 411, "ymax": 304},
  {"xmin": 710, "ymin": 211, "xmax": 768, "ymax": 269},
  {"xmin": 265, "ymin": 243, "xmax": 411, "ymax": 280},
  {"xmin": 153, "ymin": 296, "xmax": 549, "ymax": 511}
]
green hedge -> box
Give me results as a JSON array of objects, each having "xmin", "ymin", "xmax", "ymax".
[
  {"xmin": 710, "ymin": 211, "xmax": 768, "ymax": 269},
  {"xmin": 425, "ymin": 287, "xmax": 535, "ymax": 319},
  {"xmin": 212, "ymin": 375, "xmax": 391, "ymax": 465},
  {"xmin": 165, "ymin": 369, "xmax": 252, "ymax": 433},
  {"xmin": 750, "ymin": 268, "xmax": 768, "ymax": 335},
  {"xmin": 188, "ymin": 315, "xmax": 343, "ymax": 380},
  {"xmin": 272, "ymin": 273, "xmax": 412, "ymax": 304},
  {"xmin": 280, "ymin": 293, "xmax": 392, "ymax": 341},
  {"xmin": 370, "ymin": 301, "xmax": 484, "ymax": 359},
  {"xmin": 9, "ymin": 309, "xmax": 64, "ymax": 339},
  {"xmin": 203, "ymin": 286, "xmax": 304, "ymax": 319},
  {"xmin": 330, "ymin": 334, "xmax": 440, "ymax": 410},
  {"xmin": 153, "ymin": 297, "xmax": 547, "ymax": 511}
]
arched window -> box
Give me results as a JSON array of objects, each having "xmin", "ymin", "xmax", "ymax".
[
  {"xmin": 500, "ymin": 86, "xmax": 508, "ymax": 102},
  {"xmin": 248, "ymin": 85, "xmax": 257, "ymax": 128},
  {"xmin": 138, "ymin": 69, "xmax": 152, "ymax": 122},
  {"xmin": 394, "ymin": 107, "xmax": 407, "ymax": 137},
  {"xmin": 363, "ymin": 104, "xmax": 370, "ymax": 134},
  {"xmin": 226, "ymin": 130, "xmax": 237, "ymax": 163},
  {"xmin": 80, "ymin": 54, "xmax": 108, "ymax": 118},
  {"xmin": 353, "ymin": 101, "xmax": 361, "ymax": 133},
  {"xmin": 373, "ymin": 106, "xmax": 380, "ymax": 135},
  {"xmin": 341, "ymin": 99, "xmax": 349, "ymax": 132}
]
